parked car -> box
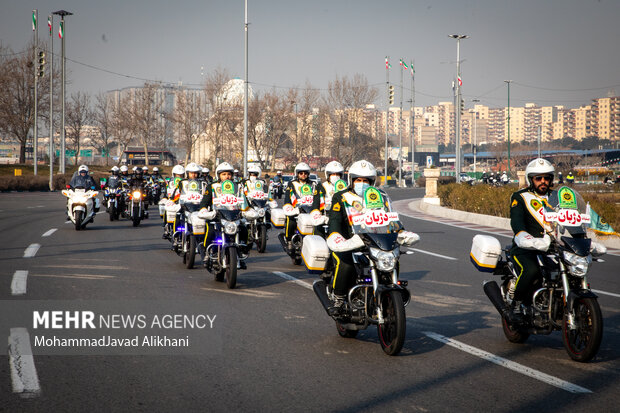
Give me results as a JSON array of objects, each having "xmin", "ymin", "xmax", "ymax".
[{"xmin": 459, "ymin": 173, "xmax": 475, "ymax": 184}]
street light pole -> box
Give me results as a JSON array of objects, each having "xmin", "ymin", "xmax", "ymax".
[
  {"xmin": 449, "ymin": 34, "xmax": 468, "ymax": 183},
  {"xmin": 505, "ymin": 80, "xmax": 512, "ymax": 177},
  {"xmin": 472, "ymin": 98, "xmax": 479, "ymax": 175},
  {"xmin": 53, "ymin": 10, "xmax": 72, "ymax": 174},
  {"xmin": 384, "ymin": 56, "xmax": 390, "ymax": 188},
  {"xmin": 48, "ymin": 14, "xmax": 54, "ymax": 190},
  {"xmin": 33, "ymin": 9, "xmax": 39, "ymax": 175},
  {"xmin": 243, "ymin": 0, "xmax": 249, "ymax": 177}
]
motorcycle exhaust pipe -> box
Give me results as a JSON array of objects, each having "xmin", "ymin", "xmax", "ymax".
[
  {"xmin": 483, "ymin": 280, "xmax": 509, "ymax": 316},
  {"xmin": 313, "ymin": 280, "xmax": 332, "ymax": 316}
]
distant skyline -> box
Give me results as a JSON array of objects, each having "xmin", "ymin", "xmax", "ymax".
[{"xmin": 2, "ymin": 0, "xmax": 619, "ymax": 110}]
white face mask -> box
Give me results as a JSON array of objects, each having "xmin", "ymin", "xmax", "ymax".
[
  {"xmin": 353, "ymin": 182, "xmax": 370, "ymax": 196},
  {"xmin": 329, "ymin": 175, "xmax": 340, "ymax": 184},
  {"xmin": 249, "ymin": 175, "xmax": 257, "ymax": 182}
]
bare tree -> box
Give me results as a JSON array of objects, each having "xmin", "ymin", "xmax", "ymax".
[
  {"xmin": 66, "ymin": 92, "xmax": 92, "ymax": 165},
  {"xmin": 204, "ymin": 68, "xmax": 233, "ymax": 163},
  {"xmin": 92, "ymin": 92, "xmax": 114, "ymax": 166},
  {"xmin": 0, "ymin": 43, "xmax": 51, "ymax": 163},
  {"xmin": 111, "ymin": 94, "xmax": 134, "ymax": 163},
  {"xmin": 127, "ymin": 82, "xmax": 164, "ymax": 166},
  {"xmin": 171, "ymin": 88, "xmax": 209, "ymax": 166}
]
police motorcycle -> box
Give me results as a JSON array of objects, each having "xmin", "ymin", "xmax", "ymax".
[
  {"xmin": 105, "ymin": 186, "xmax": 123, "ymax": 221},
  {"xmin": 474, "ymin": 186, "xmax": 605, "ymax": 362},
  {"xmin": 310, "ymin": 187, "xmax": 416, "ymax": 356},
  {"xmin": 125, "ymin": 185, "xmax": 148, "ymax": 227},
  {"xmin": 175, "ymin": 185, "xmax": 207, "ymax": 269},
  {"xmin": 199, "ymin": 180, "xmax": 251, "ymax": 289},
  {"xmin": 278, "ymin": 183, "xmax": 316, "ymax": 265},
  {"xmin": 62, "ymin": 186, "xmax": 99, "ymax": 231},
  {"xmin": 244, "ymin": 174, "xmax": 277, "ymax": 253}
]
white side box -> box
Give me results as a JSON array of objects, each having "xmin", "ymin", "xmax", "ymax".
[
  {"xmin": 470, "ymin": 234, "xmax": 502, "ymax": 272},
  {"xmin": 297, "ymin": 213, "xmax": 314, "ymax": 235},
  {"xmin": 270, "ymin": 208, "xmax": 286, "ymax": 228},
  {"xmin": 302, "ymin": 235, "xmax": 330, "ymax": 274}
]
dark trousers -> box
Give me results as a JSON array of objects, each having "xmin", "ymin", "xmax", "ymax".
[
  {"xmin": 331, "ymin": 251, "xmax": 356, "ymax": 296},
  {"xmin": 285, "ymin": 216, "xmax": 297, "ymax": 240},
  {"xmin": 511, "ymin": 252, "xmax": 541, "ymax": 303}
]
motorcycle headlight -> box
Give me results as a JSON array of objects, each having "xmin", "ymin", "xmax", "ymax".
[
  {"xmin": 563, "ymin": 251, "xmax": 591, "ymax": 277},
  {"xmin": 369, "ymin": 247, "xmax": 396, "ymax": 272},
  {"xmin": 223, "ymin": 220, "xmax": 238, "ymax": 235},
  {"xmin": 257, "ymin": 208, "xmax": 265, "ymax": 217},
  {"xmin": 132, "ymin": 191, "xmax": 141, "ymax": 199}
]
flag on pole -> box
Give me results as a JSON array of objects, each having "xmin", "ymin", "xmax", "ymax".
[
  {"xmin": 410, "ymin": 61, "xmax": 415, "ymax": 76},
  {"xmin": 458, "ymin": 76, "xmax": 462, "ymax": 86},
  {"xmin": 32, "ymin": 10, "xmax": 37, "ymax": 31},
  {"xmin": 403, "ymin": 62, "xmax": 409, "ymax": 70},
  {"xmin": 385, "ymin": 57, "xmax": 391, "ymax": 69},
  {"xmin": 58, "ymin": 21, "xmax": 64, "ymax": 39},
  {"xmin": 399, "ymin": 59, "xmax": 403, "ymax": 66},
  {"xmin": 48, "ymin": 16, "xmax": 52, "ymax": 36},
  {"xmin": 589, "ymin": 208, "xmax": 617, "ymax": 236}
]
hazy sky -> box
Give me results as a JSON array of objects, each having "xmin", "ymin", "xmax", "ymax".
[{"xmin": 2, "ymin": 0, "xmax": 619, "ymax": 110}]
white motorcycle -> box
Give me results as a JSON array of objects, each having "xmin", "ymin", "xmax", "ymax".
[{"xmin": 62, "ymin": 187, "xmax": 99, "ymax": 230}]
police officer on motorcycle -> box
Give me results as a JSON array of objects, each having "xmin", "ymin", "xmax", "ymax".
[
  {"xmin": 272, "ymin": 171, "xmax": 284, "ymax": 199},
  {"xmin": 243, "ymin": 164, "xmax": 277, "ymax": 220},
  {"xmin": 198, "ymin": 162, "xmax": 251, "ymax": 268},
  {"xmin": 68, "ymin": 165, "xmax": 101, "ymax": 215},
  {"xmin": 283, "ymin": 162, "xmax": 314, "ymax": 249},
  {"xmin": 310, "ymin": 160, "xmax": 345, "ymax": 237},
  {"xmin": 161, "ymin": 164, "xmax": 185, "ymax": 239},
  {"xmin": 170, "ymin": 162, "xmax": 206, "ymax": 253},
  {"xmin": 325, "ymin": 160, "xmax": 419, "ymax": 315}
]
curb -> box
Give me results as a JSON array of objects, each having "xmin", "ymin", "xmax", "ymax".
[{"xmin": 412, "ymin": 199, "xmax": 620, "ymax": 250}]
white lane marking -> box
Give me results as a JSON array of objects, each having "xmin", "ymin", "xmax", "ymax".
[
  {"xmin": 37, "ymin": 264, "xmax": 129, "ymax": 270},
  {"xmin": 423, "ymin": 331, "xmax": 592, "ymax": 394},
  {"xmin": 272, "ymin": 271, "xmax": 313, "ymax": 290},
  {"xmin": 42, "ymin": 228, "xmax": 57, "ymax": 237},
  {"xmin": 592, "ymin": 289, "xmax": 620, "ymax": 299},
  {"xmin": 408, "ymin": 248, "xmax": 458, "ymax": 261},
  {"xmin": 11, "ymin": 270, "xmax": 28, "ymax": 295},
  {"xmin": 398, "ymin": 210, "xmax": 513, "ymax": 238},
  {"xmin": 26, "ymin": 205, "xmax": 45, "ymax": 209},
  {"xmin": 23, "ymin": 244, "xmax": 41, "ymax": 258},
  {"xmin": 31, "ymin": 274, "xmax": 116, "ymax": 280},
  {"xmin": 8, "ymin": 328, "xmax": 41, "ymax": 397},
  {"xmin": 201, "ymin": 287, "xmax": 280, "ymax": 298}
]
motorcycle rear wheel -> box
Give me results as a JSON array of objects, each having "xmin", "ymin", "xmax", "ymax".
[
  {"xmin": 257, "ymin": 225, "xmax": 267, "ymax": 253},
  {"xmin": 562, "ymin": 297, "xmax": 603, "ymax": 362},
  {"xmin": 336, "ymin": 321, "xmax": 358, "ymax": 338},
  {"xmin": 501, "ymin": 317, "xmax": 530, "ymax": 343},
  {"xmin": 377, "ymin": 290, "xmax": 406, "ymax": 356},
  {"xmin": 74, "ymin": 210, "xmax": 83, "ymax": 231},
  {"xmin": 226, "ymin": 247, "xmax": 237, "ymax": 289}
]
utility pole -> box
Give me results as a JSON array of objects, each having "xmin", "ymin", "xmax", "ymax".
[
  {"xmin": 384, "ymin": 56, "xmax": 391, "ymax": 188},
  {"xmin": 410, "ymin": 60, "xmax": 415, "ymax": 187},
  {"xmin": 398, "ymin": 59, "xmax": 403, "ymax": 187},
  {"xmin": 505, "ymin": 80, "xmax": 512, "ymax": 177},
  {"xmin": 33, "ymin": 9, "xmax": 39, "ymax": 175},
  {"xmin": 449, "ymin": 34, "xmax": 468, "ymax": 182},
  {"xmin": 48, "ymin": 14, "xmax": 54, "ymax": 190},
  {"xmin": 53, "ymin": 10, "xmax": 72, "ymax": 174},
  {"xmin": 472, "ymin": 98, "xmax": 480, "ymax": 175},
  {"xmin": 243, "ymin": 0, "xmax": 249, "ymax": 178}
]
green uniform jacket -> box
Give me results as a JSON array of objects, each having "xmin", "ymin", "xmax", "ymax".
[{"xmin": 510, "ymin": 187, "xmax": 556, "ymax": 255}]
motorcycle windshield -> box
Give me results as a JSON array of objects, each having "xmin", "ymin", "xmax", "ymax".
[
  {"xmin": 561, "ymin": 236, "xmax": 592, "ymax": 256},
  {"xmin": 251, "ymin": 199, "xmax": 267, "ymax": 208},
  {"xmin": 217, "ymin": 209, "xmax": 241, "ymax": 221},
  {"xmin": 365, "ymin": 232, "xmax": 399, "ymax": 250},
  {"xmin": 545, "ymin": 186, "xmax": 590, "ymax": 237}
]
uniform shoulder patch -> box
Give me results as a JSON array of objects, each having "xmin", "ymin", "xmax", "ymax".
[
  {"xmin": 511, "ymin": 199, "xmax": 518, "ymax": 208},
  {"xmin": 332, "ymin": 202, "xmax": 341, "ymax": 212}
]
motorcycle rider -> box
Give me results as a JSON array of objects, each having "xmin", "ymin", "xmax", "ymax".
[
  {"xmin": 202, "ymin": 167, "xmax": 213, "ymax": 184},
  {"xmin": 325, "ymin": 160, "xmax": 419, "ymax": 315},
  {"xmin": 243, "ymin": 164, "xmax": 277, "ymax": 221},
  {"xmin": 67, "ymin": 165, "xmax": 101, "ymax": 217},
  {"xmin": 170, "ymin": 162, "xmax": 207, "ymax": 253},
  {"xmin": 566, "ymin": 171, "xmax": 575, "ymax": 185},
  {"xmin": 310, "ymin": 160, "xmax": 345, "ymax": 237},
  {"xmin": 272, "ymin": 170, "xmax": 284, "ymax": 199},
  {"xmin": 103, "ymin": 166, "xmax": 122, "ymax": 210},
  {"xmin": 501, "ymin": 171, "xmax": 509, "ymax": 185},
  {"xmin": 283, "ymin": 162, "xmax": 314, "ymax": 249},
  {"xmin": 198, "ymin": 162, "xmax": 251, "ymax": 268},
  {"xmin": 162, "ymin": 164, "xmax": 186, "ymax": 239}
]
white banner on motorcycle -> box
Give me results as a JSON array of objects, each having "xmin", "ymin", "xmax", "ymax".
[
  {"xmin": 351, "ymin": 211, "xmax": 399, "ymax": 228},
  {"xmin": 544, "ymin": 209, "xmax": 591, "ymax": 227}
]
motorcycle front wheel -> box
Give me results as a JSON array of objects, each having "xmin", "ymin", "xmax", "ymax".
[
  {"xmin": 132, "ymin": 205, "xmax": 141, "ymax": 227},
  {"xmin": 185, "ymin": 235, "xmax": 196, "ymax": 269},
  {"xmin": 257, "ymin": 225, "xmax": 267, "ymax": 253},
  {"xmin": 562, "ymin": 297, "xmax": 603, "ymax": 362},
  {"xmin": 74, "ymin": 210, "xmax": 83, "ymax": 231},
  {"xmin": 109, "ymin": 205, "xmax": 115, "ymax": 221},
  {"xmin": 377, "ymin": 290, "xmax": 406, "ymax": 356},
  {"xmin": 225, "ymin": 247, "xmax": 237, "ymax": 289}
]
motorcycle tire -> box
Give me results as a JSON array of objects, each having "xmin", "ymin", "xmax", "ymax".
[
  {"xmin": 501, "ymin": 317, "xmax": 530, "ymax": 343},
  {"xmin": 132, "ymin": 206, "xmax": 141, "ymax": 227},
  {"xmin": 109, "ymin": 205, "xmax": 115, "ymax": 221},
  {"xmin": 562, "ymin": 297, "xmax": 603, "ymax": 362},
  {"xmin": 185, "ymin": 236, "xmax": 197, "ymax": 269},
  {"xmin": 377, "ymin": 290, "xmax": 406, "ymax": 356},
  {"xmin": 336, "ymin": 321, "xmax": 358, "ymax": 338},
  {"xmin": 257, "ymin": 225, "xmax": 267, "ymax": 253},
  {"xmin": 74, "ymin": 210, "xmax": 83, "ymax": 231},
  {"xmin": 292, "ymin": 256, "xmax": 302, "ymax": 265},
  {"xmin": 225, "ymin": 247, "xmax": 237, "ymax": 289}
]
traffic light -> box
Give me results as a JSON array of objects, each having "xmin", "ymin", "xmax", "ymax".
[
  {"xmin": 388, "ymin": 85, "xmax": 394, "ymax": 105},
  {"xmin": 460, "ymin": 97, "xmax": 465, "ymax": 116},
  {"xmin": 37, "ymin": 51, "xmax": 45, "ymax": 77}
]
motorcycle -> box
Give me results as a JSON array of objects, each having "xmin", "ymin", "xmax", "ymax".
[
  {"xmin": 311, "ymin": 205, "xmax": 411, "ymax": 356},
  {"xmin": 270, "ymin": 180, "xmax": 283, "ymax": 199},
  {"xmin": 278, "ymin": 203, "xmax": 314, "ymax": 265},
  {"xmin": 474, "ymin": 186, "xmax": 605, "ymax": 362},
  {"xmin": 62, "ymin": 186, "xmax": 99, "ymax": 231},
  {"xmin": 175, "ymin": 193, "xmax": 206, "ymax": 269},
  {"xmin": 201, "ymin": 187, "xmax": 249, "ymax": 289},
  {"xmin": 245, "ymin": 189, "xmax": 273, "ymax": 253},
  {"xmin": 104, "ymin": 186, "xmax": 123, "ymax": 221},
  {"xmin": 126, "ymin": 186, "xmax": 148, "ymax": 227}
]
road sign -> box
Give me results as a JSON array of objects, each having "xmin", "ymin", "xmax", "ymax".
[{"xmin": 426, "ymin": 155, "xmax": 433, "ymax": 168}]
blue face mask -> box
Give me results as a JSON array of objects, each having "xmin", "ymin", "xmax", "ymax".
[{"xmin": 353, "ymin": 182, "xmax": 370, "ymax": 196}]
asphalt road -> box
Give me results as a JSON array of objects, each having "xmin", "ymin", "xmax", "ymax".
[{"xmin": 1, "ymin": 189, "xmax": 619, "ymax": 412}]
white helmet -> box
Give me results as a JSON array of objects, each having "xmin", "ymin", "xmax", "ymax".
[
  {"xmin": 277, "ymin": 170, "xmax": 282, "ymax": 175},
  {"xmin": 185, "ymin": 162, "xmax": 201, "ymax": 173},
  {"xmin": 294, "ymin": 162, "xmax": 311, "ymax": 175},
  {"xmin": 525, "ymin": 158, "xmax": 555, "ymax": 186},
  {"xmin": 202, "ymin": 167, "xmax": 209, "ymax": 174},
  {"xmin": 142, "ymin": 166, "xmax": 148, "ymax": 172},
  {"xmin": 172, "ymin": 165, "xmax": 185, "ymax": 176},
  {"xmin": 348, "ymin": 160, "xmax": 376, "ymax": 186},
  {"xmin": 78, "ymin": 164, "xmax": 89, "ymax": 173},
  {"xmin": 132, "ymin": 166, "xmax": 138, "ymax": 172},
  {"xmin": 324, "ymin": 160, "xmax": 344, "ymax": 180},
  {"xmin": 120, "ymin": 165, "xmax": 129, "ymax": 173},
  {"xmin": 152, "ymin": 167, "xmax": 159, "ymax": 173},
  {"xmin": 248, "ymin": 165, "xmax": 262, "ymax": 177},
  {"xmin": 216, "ymin": 162, "xmax": 235, "ymax": 179},
  {"xmin": 111, "ymin": 166, "xmax": 119, "ymax": 173}
]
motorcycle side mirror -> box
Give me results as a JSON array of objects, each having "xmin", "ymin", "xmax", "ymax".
[{"xmin": 66, "ymin": 184, "xmax": 71, "ymax": 189}]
